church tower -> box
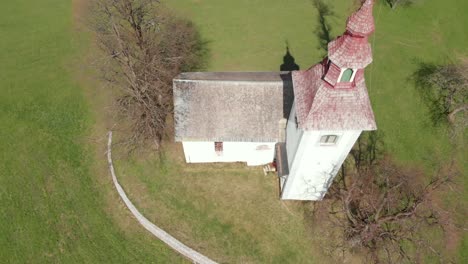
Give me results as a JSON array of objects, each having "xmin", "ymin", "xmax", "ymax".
[{"xmin": 280, "ymin": 0, "xmax": 377, "ymax": 200}]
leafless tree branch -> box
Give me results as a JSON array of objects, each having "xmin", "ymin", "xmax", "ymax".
[
  {"xmin": 310, "ymin": 132, "xmax": 459, "ymax": 263},
  {"xmin": 90, "ymin": 0, "xmax": 206, "ymax": 151}
]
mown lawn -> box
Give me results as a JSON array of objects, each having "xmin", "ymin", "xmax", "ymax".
[
  {"xmin": 114, "ymin": 0, "xmax": 466, "ymax": 262},
  {"xmin": 0, "ymin": 0, "xmax": 184, "ymax": 262},
  {"xmin": 167, "ymin": 0, "xmax": 357, "ymax": 71}
]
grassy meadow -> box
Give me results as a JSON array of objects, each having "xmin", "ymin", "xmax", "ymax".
[
  {"xmin": 1, "ymin": 0, "xmax": 466, "ymax": 263},
  {"xmin": 115, "ymin": 145, "xmax": 319, "ymax": 263},
  {"xmin": 114, "ymin": 0, "xmax": 467, "ymax": 262},
  {"xmin": 0, "ymin": 0, "xmax": 183, "ymax": 262}
]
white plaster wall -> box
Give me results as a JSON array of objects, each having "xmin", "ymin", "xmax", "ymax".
[
  {"xmin": 285, "ymin": 102, "xmax": 303, "ymax": 167},
  {"xmin": 182, "ymin": 141, "xmax": 276, "ymax": 166},
  {"xmin": 281, "ymin": 130, "xmax": 361, "ymax": 200}
]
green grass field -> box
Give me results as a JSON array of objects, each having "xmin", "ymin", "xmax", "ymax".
[
  {"xmin": 0, "ymin": 1, "xmax": 183, "ymax": 262},
  {"xmin": 167, "ymin": 0, "xmax": 357, "ymax": 71},
  {"xmin": 114, "ymin": 142, "xmax": 322, "ymax": 263},
  {"xmin": 118, "ymin": 0, "xmax": 466, "ymax": 262},
  {"xmin": 1, "ymin": 0, "xmax": 466, "ymax": 262}
]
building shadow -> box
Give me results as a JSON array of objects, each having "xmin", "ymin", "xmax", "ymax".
[
  {"xmin": 278, "ymin": 43, "xmax": 298, "ymax": 119},
  {"xmin": 280, "ymin": 72, "xmax": 294, "ymax": 119},
  {"xmin": 280, "ymin": 44, "xmax": 300, "ymax": 71}
]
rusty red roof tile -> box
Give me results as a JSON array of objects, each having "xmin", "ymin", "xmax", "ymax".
[
  {"xmin": 292, "ymin": 65, "xmax": 376, "ymax": 131},
  {"xmin": 328, "ymin": 34, "xmax": 372, "ymax": 69},
  {"xmin": 346, "ymin": 0, "xmax": 375, "ymax": 37},
  {"xmin": 292, "ymin": 0, "xmax": 376, "ymax": 131}
]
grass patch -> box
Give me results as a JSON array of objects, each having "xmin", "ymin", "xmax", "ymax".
[
  {"xmin": 111, "ymin": 0, "xmax": 466, "ymax": 262},
  {"xmin": 0, "ymin": 0, "xmax": 183, "ymax": 262},
  {"xmin": 114, "ymin": 141, "xmax": 320, "ymax": 263},
  {"xmin": 166, "ymin": 0, "xmax": 357, "ymax": 71}
]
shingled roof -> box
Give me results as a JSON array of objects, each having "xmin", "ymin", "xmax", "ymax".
[
  {"xmin": 346, "ymin": 0, "xmax": 375, "ymax": 37},
  {"xmin": 292, "ymin": 63, "xmax": 376, "ymax": 130},
  {"xmin": 292, "ymin": 0, "xmax": 376, "ymax": 131},
  {"xmin": 328, "ymin": 0, "xmax": 374, "ymax": 69},
  {"xmin": 173, "ymin": 72, "xmax": 293, "ymax": 142},
  {"xmin": 328, "ymin": 34, "xmax": 372, "ymax": 69}
]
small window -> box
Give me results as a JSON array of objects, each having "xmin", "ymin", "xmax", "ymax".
[
  {"xmin": 214, "ymin": 142, "xmax": 223, "ymax": 155},
  {"xmin": 340, "ymin": 68, "xmax": 354, "ymax": 82},
  {"xmin": 320, "ymin": 135, "xmax": 338, "ymax": 145},
  {"xmin": 256, "ymin": 144, "xmax": 271, "ymax": 151}
]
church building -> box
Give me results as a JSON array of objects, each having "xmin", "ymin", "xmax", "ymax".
[{"xmin": 173, "ymin": 0, "xmax": 377, "ymax": 200}]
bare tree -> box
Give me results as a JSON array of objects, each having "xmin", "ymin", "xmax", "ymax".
[
  {"xmin": 91, "ymin": 0, "xmax": 205, "ymax": 149},
  {"xmin": 413, "ymin": 60, "xmax": 468, "ymax": 126},
  {"xmin": 309, "ymin": 133, "xmax": 458, "ymax": 263}
]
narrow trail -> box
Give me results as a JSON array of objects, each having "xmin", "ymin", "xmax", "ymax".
[{"xmin": 106, "ymin": 131, "xmax": 217, "ymax": 264}]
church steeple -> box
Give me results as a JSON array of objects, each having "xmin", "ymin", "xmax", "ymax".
[
  {"xmin": 346, "ymin": 0, "xmax": 375, "ymax": 37},
  {"xmin": 323, "ymin": 0, "xmax": 374, "ymax": 88},
  {"xmin": 281, "ymin": 0, "xmax": 378, "ymax": 200}
]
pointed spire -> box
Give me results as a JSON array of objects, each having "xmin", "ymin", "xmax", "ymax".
[
  {"xmin": 346, "ymin": 0, "xmax": 375, "ymax": 37},
  {"xmin": 326, "ymin": 0, "xmax": 374, "ymax": 70}
]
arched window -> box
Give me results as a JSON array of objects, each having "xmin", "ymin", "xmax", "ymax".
[{"xmin": 340, "ymin": 68, "xmax": 354, "ymax": 82}]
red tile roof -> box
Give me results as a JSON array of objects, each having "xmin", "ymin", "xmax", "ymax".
[
  {"xmin": 328, "ymin": 34, "xmax": 372, "ymax": 69},
  {"xmin": 346, "ymin": 0, "xmax": 375, "ymax": 37},
  {"xmin": 328, "ymin": 0, "xmax": 374, "ymax": 69},
  {"xmin": 323, "ymin": 61, "xmax": 341, "ymax": 86},
  {"xmin": 292, "ymin": 64, "xmax": 376, "ymax": 131},
  {"xmin": 291, "ymin": 0, "xmax": 376, "ymax": 131}
]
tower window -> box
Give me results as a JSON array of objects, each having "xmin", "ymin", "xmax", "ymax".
[
  {"xmin": 214, "ymin": 142, "xmax": 223, "ymax": 155},
  {"xmin": 339, "ymin": 68, "xmax": 354, "ymax": 82},
  {"xmin": 320, "ymin": 135, "xmax": 338, "ymax": 145}
]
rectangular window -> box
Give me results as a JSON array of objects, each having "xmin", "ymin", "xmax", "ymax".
[
  {"xmin": 320, "ymin": 135, "xmax": 338, "ymax": 145},
  {"xmin": 214, "ymin": 142, "xmax": 223, "ymax": 155}
]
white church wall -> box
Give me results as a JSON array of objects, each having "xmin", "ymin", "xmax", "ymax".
[
  {"xmin": 182, "ymin": 141, "xmax": 276, "ymax": 166},
  {"xmin": 285, "ymin": 103, "xmax": 303, "ymax": 168},
  {"xmin": 281, "ymin": 130, "xmax": 361, "ymax": 200}
]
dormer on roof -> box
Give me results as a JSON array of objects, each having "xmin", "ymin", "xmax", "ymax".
[
  {"xmin": 323, "ymin": 0, "xmax": 374, "ymax": 89},
  {"xmin": 281, "ymin": 0, "xmax": 378, "ymax": 200},
  {"xmin": 292, "ymin": 0, "xmax": 376, "ymax": 130}
]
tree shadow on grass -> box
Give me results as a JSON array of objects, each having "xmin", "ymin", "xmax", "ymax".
[
  {"xmin": 183, "ymin": 25, "xmax": 211, "ymax": 72},
  {"xmin": 349, "ymin": 130, "xmax": 385, "ymax": 171},
  {"xmin": 384, "ymin": 0, "xmax": 415, "ymax": 10},
  {"xmin": 312, "ymin": 0, "xmax": 334, "ymax": 55},
  {"xmin": 411, "ymin": 60, "xmax": 468, "ymax": 141},
  {"xmin": 411, "ymin": 61, "xmax": 451, "ymax": 127}
]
